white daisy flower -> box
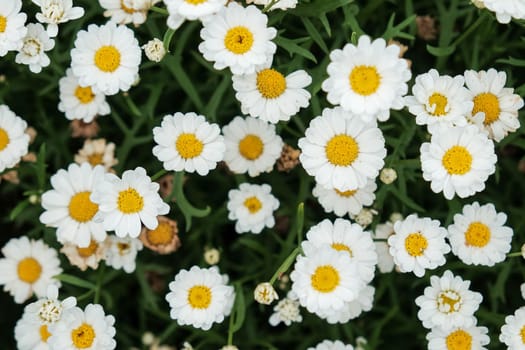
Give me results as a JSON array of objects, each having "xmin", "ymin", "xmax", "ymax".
[
  {"xmin": 312, "ymin": 179, "xmax": 377, "ymax": 217},
  {"xmin": 0, "ymin": 0, "xmax": 27, "ymax": 56},
  {"xmin": 40, "ymin": 163, "xmax": 107, "ymax": 248},
  {"xmin": 420, "ymin": 124, "xmax": 497, "ymax": 200},
  {"xmin": 317, "ymin": 284, "xmax": 375, "ymax": 324},
  {"xmin": 0, "ymin": 104, "xmax": 30, "ymax": 173},
  {"xmin": 198, "ymin": 2, "xmax": 277, "ymax": 75},
  {"xmin": 15, "ymin": 311, "xmax": 52, "ymax": 350},
  {"xmin": 321, "ymin": 35, "xmax": 411, "ymax": 122},
  {"xmin": 48, "ymin": 303, "xmax": 116, "ymax": 350},
  {"xmin": 70, "ymin": 22, "xmax": 141, "ymax": 96},
  {"xmin": 388, "ymin": 214, "xmax": 450, "ymax": 277},
  {"xmin": 232, "ymin": 65, "xmax": 311, "ymax": 123},
  {"xmin": 60, "ymin": 240, "xmax": 106, "ymax": 271},
  {"xmin": 268, "ymin": 291, "xmax": 302, "ymax": 326},
  {"xmin": 307, "ymin": 340, "xmax": 355, "ymax": 350},
  {"xmin": 404, "ymin": 69, "xmax": 471, "ymax": 132},
  {"xmin": 481, "ymin": 0, "xmax": 525, "ymax": 23},
  {"xmin": 104, "ymin": 235, "xmax": 143, "ymax": 273},
  {"xmin": 448, "ymin": 201, "xmax": 513, "ymax": 266},
  {"xmin": 58, "ymin": 68, "xmax": 110, "ymax": 123},
  {"xmin": 427, "ymin": 325, "xmax": 490, "ymax": 350},
  {"xmin": 247, "ymin": 0, "xmax": 298, "ymax": 11},
  {"xmin": 0, "ymin": 237, "xmax": 62, "ymax": 304},
  {"xmin": 500, "ymin": 307, "xmax": 525, "ymax": 349},
  {"xmin": 165, "ymin": 266, "xmax": 235, "ymax": 330},
  {"xmin": 15, "ymin": 23, "xmax": 55, "ymax": 74},
  {"xmin": 373, "ymin": 222, "xmax": 395, "ymax": 273},
  {"xmin": 152, "ymin": 112, "xmax": 225, "ymax": 176},
  {"xmin": 298, "ymin": 107, "xmax": 386, "ymax": 191},
  {"xmin": 33, "ymin": 0, "xmax": 85, "ymax": 37},
  {"xmin": 416, "ymin": 270, "xmax": 483, "ymax": 330},
  {"xmin": 164, "ymin": 0, "xmax": 227, "ymax": 30},
  {"xmin": 91, "ymin": 167, "xmax": 170, "ymax": 238},
  {"xmin": 301, "ymin": 218, "xmax": 378, "ymax": 284},
  {"xmin": 222, "ymin": 116, "xmax": 283, "ymax": 176},
  {"xmin": 226, "ymin": 182, "xmax": 279, "ymax": 234},
  {"xmin": 74, "ymin": 138, "xmax": 118, "ymax": 171},
  {"xmin": 99, "ymin": 0, "xmax": 159, "ymax": 26},
  {"xmin": 464, "ymin": 68, "xmax": 524, "ymax": 142}
]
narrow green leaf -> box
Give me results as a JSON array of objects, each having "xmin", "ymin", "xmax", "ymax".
[
  {"xmin": 163, "ymin": 55, "xmax": 204, "ymax": 110},
  {"xmin": 296, "ymin": 202, "xmax": 304, "ymax": 246},
  {"xmin": 318, "ymin": 13, "xmax": 332, "ymax": 37},
  {"xmin": 274, "ymin": 36, "xmax": 317, "ymax": 63},
  {"xmin": 162, "ymin": 28, "xmax": 175, "ymax": 53},
  {"xmin": 291, "ymin": 0, "xmax": 354, "ymax": 17},
  {"xmin": 301, "ymin": 18, "xmax": 329, "ymax": 54},
  {"xmin": 497, "ymin": 56, "xmax": 525, "ymax": 67},
  {"xmin": 426, "ymin": 43, "xmax": 456, "ymax": 57},
  {"xmin": 173, "ymin": 171, "xmax": 211, "ymax": 231},
  {"xmin": 9, "ymin": 200, "xmax": 29, "ymax": 221},
  {"xmin": 36, "ymin": 143, "xmax": 47, "ymax": 191},
  {"xmin": 55, "ymin": 274, "xmax": 96, "ymax": 289},
  {"xmin": 231, "ymin": 283, "xmax": 246, "ymax": 333},
  {"xmin": 389, "ymin": 186, "xmax": 425, "ymax": 212},
  {"xmin": 204, "ymin": 75, "xmax": 231, "ymax": 121}
]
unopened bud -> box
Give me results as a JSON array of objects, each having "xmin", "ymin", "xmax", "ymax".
[
  {"xmin": 204, "ymin": 247, "xmax": 220, "ymax": 265},
  {"xmin": 254, "ymin": 282, "xmax": 278, "ymax": 305},
  {"xmin": 380, "ymin": 167, "xmax": 397, "ymax": 184},
  {"xmin": 389, "ymin": 212, "xmax": 403, "ymax": 224},
  {"xmin": 354, "ymin": 208, "xmax": 376, "ymax": 227},
  {"xmin": 143, "ymin": 38, "xmax": 166, "ymax": 63}
]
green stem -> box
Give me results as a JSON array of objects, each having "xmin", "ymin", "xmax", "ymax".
[
  {"xmin": 269, "ymin": 247, "xmax": 302, "ymax": 285},
  {"xmin": 151, "ymin": 169, "xmax": 168, "ymax": 181},
  {"xmin": 94, "ymin": 263, "xmax": 105, "ymax": 304},
  {"xmin": 262, "ymin": 0, "xmax": 279, "ymax": 12},
  {"xmin": 150, "ymin": 6, "xmax": 169, "ymax": 15},
  {"xmin": 123, "ymin": 94, "xmax": 142, "ymax": 118},
  {"xmin": 508, "ymin": 252, "xmax": 523, "ymax": 258},
  {"xmin": 451, "ymin": 12, "xmax": 487, "ymax": 47},
  {"xmin": 296, "ymin": 203, "xmax": 304, "ymax": 247},
  {"xmin": 157, "ymin": 322, "xmax": 177, "ymax": 343},
  {"xmin": 227, "ymin": 310, "xmax": 235, "ymax": 345}
]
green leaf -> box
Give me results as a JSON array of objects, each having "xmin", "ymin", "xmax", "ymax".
[
  {"xmin": 204, "ymin": 74, "xmax": 231, "ymax": 121},
  {"xmin": 274, "ymin": 36, "xmax": 317, "ymax": 63},
  {"xmin": 163, "ymin": 55, "xmax": 204, "ymax": 110},
  {"xmin": 35, "ymin": 143, "xmax": 47, "ymax": 191},
  {"xmin": 9, "ymin": 200, "xmax": 29, "ymax": 221},
  {"xmin": 290, "ymin": 0, "xmax": 354, "ymax": 17},
  {"xmin": 162, "ymin": 28, "xmax": 176, "ymax": 53},
  {"xmin": 497, "ymin": 56, "xmax": 525, "ymax": 67},
  {"xmin": 426, "ymin": 43, "xmax": 457, "ymax": 57},
  {"xmin": 389, "ymin": 186, "xmax": 425, "ymax": 213},
  {"xmin": 301, "ymin": 18, "xmax": 329, "ymax": 54},
  {"xmin": 54, "ymin": 274, "xmax": 96, "ymax": 290},
  {"xmin": 173, "ymin": 171, "xmax": 211, "ymax": 231},
  {"xmin": 231, "ymin": 283, "xmax": 246, "ymax": 333}
]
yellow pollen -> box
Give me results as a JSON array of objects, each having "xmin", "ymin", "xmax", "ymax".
[
  {"xmin": 224, "ymin": 26, "xmax": 254, "ymax": 54},
  {"xmin": 185, "ymin": 0, "xmax": 207, "ymax": 4},
  {"xmin": 117, "ymin": 242, "xmax": 130, "ymax": 255},
  {"xmin": 71, "ymin": 323, "xmax": 95, "ymax": 349},
  {"xmin": 188, "ymin": 285, "xmax": 212, "ymax": 309},
  {"xmin": 428, "ymin": 93, "xmax": 448, "ymax": 116},
  {"xmin": 349, "ymin": 65, "xmax": 381, "ymax": 96},
  {"xmin": 404, "ymin": 232, "xmax": 428, "ymax": 257},
  {"xmin": 0, "ymin": 127, "xmax": 10, "ymax": 151},
  {"xmin": 243, "ymin": 196, "xmax": 262, "ymax": 214},
  {"xmin": 446, "ymin": 329, "xmax": 472, "ymax": 350},
  {"xmin": 87, "ymin": 152, "xmax": 104, "ymax": 166},
  {"xmin": 437, "ymin": 290, "xmax": 462, "ymax": 314},
  {"xmin": 238, "ymin": 134, "xmax": 264, "ymax": 160},
  {"xmin": 74, "ymin": 86, "xmax": 95, "ymax": 104},
  {"xmin": 40, "ymin": 325, "xmax": 51, "ymax": 342},
  {"xmin": 17, "ymin": 257, "xmax": 42, "ymax": 283},
  {"xmin": 117, "ymin": 188, "xmax": 144, "ymax": 214},
  {"xmin": 520, "ymin": 325, "xmax": 525, "ymax": 344},
  {"xmin": 76, "ymin": 240, "xmax": 99, "ymax": 258},
  {"xmin": 311, "ymin": 265, "xmax": 340, "ymax": 293},
  {"xmin": 176, "ymin": 133, "xmax": 203, "ymax": 159},
  {"xmin": 94, "ymin": 45, "xmax": 121, "ymax": 73},
  {"xmin": 331, "ymin": 243, "xmax": 353, "ymax": 257},
  {"xmin": 472, "ymin": 93, "xmax": 500, "ymax": 125},
  {"xmin": 0, "ymin": 16, "xmax": 6, "ymax": 33},
  {"xmin": 120, "ymin": 0, "xmax": 135, "ymax": 14},
  {"xmin": 256, "ymin": 69, "xmax": 287, "ymax": 99},
  {"xmin": 442, "ymin": 146, "xmax": 472, "ymax": 175},
  {"xmin": 335, "ymin": 189, "xmax": 357, "ymax": 197},
  {"xmin": 146, "ymin": 222, "xmax": 174, "ymax": 245},
  {"xmin": 69, "ymin": 191, "xmax": 99, "ymax": 223},
  {"xmin": 325, "ymin": 134, "xmax": 359, "ymax": 166},
  {"xmin": 464, "ymin": 222, "xmax": 491, "ymax": 248}
]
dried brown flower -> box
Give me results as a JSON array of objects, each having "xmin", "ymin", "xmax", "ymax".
[
  {"xmin": 139, "ymin": 216, "xmax": 181, "ymax": 254},
  {"xmin": 416, "ymin": 15, "xmax": 438, "ymax": 41},
  {"xmin": 276, "ymin": 144, "xmax": 300, "ymax": 172},
  {"xmin": 70, "ymin": 119, "xmax": 100, "ymax": 138}
]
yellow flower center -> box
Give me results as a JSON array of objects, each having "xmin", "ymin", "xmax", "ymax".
[
  {"xmin": 146, "ymin": 221, "xmax": 174, "ymax": 245},
  {"xmin": 331, "ymin": 243, "xmax": 353, "ymax": 257},
  {"xmin": 87, "ymin": 152, "xmax": 104, "ymax": 166},
  {"xmin": 325, "ymin": 134, "xmax": 359, "ymax": 166},
  {"xmin": 117, "ymin": 188, "xmax": 144, "ymax": 214},
  {"xmin": 256, "ymin": 69, "xmax": 287, "ymax": 99},
  {"xmin": 176, "ymin": 133, "xmax": 204, "ymax": 159},
  {"xmin": 0, "ymin": 127, "xmax": 10, "ymax": 151},
  {"xmin": 404, "ymin": 232, "xmax": 428, "ymax": 257},
  {"xmin": 437, "ymin": 290, "xmax": 462, "ymax": 314},
  {"xmin": 428, "ymin": 93, "xmax": 448, "ymax": 116},
  {"xmin": 69, "ymin": 191, "xmax": 99, "ymax": 223},
  {"xmin": 0, "ymin": 16, "xmax": 6, "ymax": 33},
  {"xmin": 17, "ymin": 257, "xmax": 42, "ymax": 283},
  {"xmin": 94, "ymin": 45, "xmax": 121, "ymax": 73},
  {"xmin": 520, "ymin": 325, "xmax": 525, "ymax": 344},
  {"xmin": 185, "ymin": 0, "xmax": 207, "ymax": 4},
  {"xmin": 74, "ymin": 86, "xmax": 95, "ymax": 104},
  {"xmin": 224, "ymin": 26, "xmax": 254, "ymax": 54},
  {"xmin": 349, "ymin": 65, "xmax": 381, "ymax": 96},
  {"xmin": 442, "ymin": 146, "xmax": 472, "ymax": 175},
  {"xmin": 311, "ymin": 265, "xmax": 340, "ymax": 293},
  {"xmin": 117, "ymin": 242, "xmax": 130, "ymax": 255},
  {"xmin": 335, "ymin": 189, "xmax": 357, "ymax": 197},
  {"xmin": 445, "ymin": 329, "xmax": 472, "ymax": 350},
  {"xmin": 243, "ymin": 196, "xmax": 262, "ymax": 214},
  {"xmin": 40, "ymin": 324, "xmax": 51, "ymax": 342},
  {"xmin": 76, "ymin": 240, "xmax": 99, "ymax": 258},
  {"xmin": 188, "ymin": 285, "xmax": 212, "ymax": 309},
  {"xmin": 238, "ymin": 134, "xmax": 264, "ymax": 160},
  {"xmin": 71, "ymin": 323, "xmax": 95, "ymax": 349},
  {"xmin": 464, "ymin": 221, "xmax": 491, "ymax": 248},
  {"xmin": 472, "ymin": 93, "xmax": 500, "ymax": 125}
]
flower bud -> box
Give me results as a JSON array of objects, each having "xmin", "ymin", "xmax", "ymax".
[
  {"xmin": 254, "ymin": 282, "xmax": 278, "ymax": 305},
  {"xmin": 143, "ymin": 38, "xmax": 166, "ymax": 63}
]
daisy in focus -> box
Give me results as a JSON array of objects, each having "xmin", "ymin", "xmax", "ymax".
[
  {"xmin": 99, "ymin": 0, "xmax": 160, "ymax": 27},
  {"xmin": 60, "ymin": 240, "xmax": 106, "ymax": 271},
  {"xmin": 15, "ymin": 23, "xmax": 55, "ymax": 74},
  {"xmin": 74, "ymin": 138, "xmax": 118, "ymax": 171},
  {"xmin": 152, "ymin": 112, "xmax": 225, "ymax": 175},
  {"xmin": 104, "ymin": 235, "xmax": 143, "ymax": 273},
  {"xmin": 226, "ymin": 183, "xmax": 279, "ymax": 234},
  {"xmin": 199, "ymin": 3, "xmax": 277, "ymax": 75},
  {"xmin": 420, "ymin": 124, "xmax": 497, "ymax": 200},
  {"xmin": 500, "ymin": 307, "xmax": 525, "ymax": 349},
  {"xmin": 307, "ymin": 340, "xmax": 355, "ymax": 350},
  {"xmin": 464, "ymin": 68, "xmax": 524, "ymax": 142},
  {"xmin": 164, "ymin": 0, "xmax": 227, "ymax": 30},
  {"xmin": 222, "ymin": 116, "xmax": 283, "ymax": 177},
  {"xmin": 0, "ymin": 0, "xmax": 27, "ymax": 56},
  {"xmin": 426, "ymin": 325, "xmax": 490, "ymax": 350},
  {"xmin": 312, "ymin": 179, "xmax": 377, "ymax": 217},
  {"xmin": 33, "ymin": 0, "xmax": 85, "ymax": 37},
  {"xmin": 232, "ymin": 65, "xmax": 312, "ymax": 123},
  {"xmin": 0, "ymin": 104, "xmax": 30, "ymax": 173},
  {"xmin": 322, "ymin": 35, "xmax": 411, "ymax": 122},
  {"xmin": 479, "ymin": 0, "xmax": 525, "ymax": 23}
]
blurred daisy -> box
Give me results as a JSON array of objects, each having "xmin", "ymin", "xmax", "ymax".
[
  {"xmin": 307, "ymin": 340, "xmax": 355, "ymax": 350},
  {"xmin": 58, "ymin": 68, "xmax": 111, "ymax": 123},
  {"xmin": 152, "ymin": 112, "xmax": 225, "ymax": 175},
  {"xmin": 448, "ymin": 202, "xmax": 513, "ymax": 266},
  {"xmin": 317, "ymin": 284, "xmax": 374, "ymax": 324},
  {"xmin": 15, "ymin": 23, "xmax": 55, "ymax": 74},
  {"xmin": 373, "ymin": 222, "xmax": 395, "ymax": 273},
  {"xmin": 465, "ymin": 68, "xmax": 524, "ymax": 142},
  {"xmin": 312, "ymin": 179, "xmax": 377, "ymax": 217},
  {"xmin": 199, "ymin": 3, "xmax": 277, "ymax": 75},
  {"xmin": 299, "ymin": 107, "xmax": 386, "ymax": 191},
  {"xmin": 164, "ymin": 0, "xmax": 227, "ymax": 30},
  {"xmin": 71, "ymin": 22, "xmax": 141, "ymax": 95},
  {"xmin": 222, "ymin": 116, "xmax": 283, "ymax": 177},
  {"xmin": 74, "ymin": 138, "xmax": 118, "ymax": 171},
  {"xmin": 322, "ymin": 35, "xmax": 411, "ymax": 122},
  {"xmin": 388, "ymin": 214, "xmax": 450, "ymax": 277},
  {"xmin": 420, "ymin": 124, "xmax": 497, "ymax": 200},
  {"xmin": 500, "ymin": 307, "xmax": 525, "ymax": 349},
  {"xmin": 40, "ymin": 163, "xmax": 107, "ymax": 248},
  {"xmin": 104, "ymin": 235, "xmax": 143, "ymax": 273},
  {"xmin": 0, "ymin": 237, "xmax": 62, "ymax": 304},
  {"xmin": 481, "ymin": 0, "xmax": 525, "ymax": 23},
  {"xmin": 91, "ymin": 167, "xmax": 170, "ymax": 238},
  {"xmin": 269, "ymin": 292, "xmax": 302, "ymax": 326},
  {"xmin": 427, "ymin": 325, "xmax": 490, "ymax": 350},
  {"xmin": 232, "ymin": 66, "xmax": 311, "ymax": 123},
  {"xmin": 247, "ymin": 0, "xmax": 298, "ymax": 11},
  {"xmin": 226, "ymin": 183, "xmax": 279, "ymax": 234},
  {"xmin": 15, "ymin": 309, "xmax": 53, "ymax": 349},
  {"xmin": 100, "ymin": 0, "xmax": 159, "ymax": 26},
  {"xmin": 60, "ymin": 240, "xmax": 106, "ymax": 271},
  {"xmin": 139, "ymin": 216, "xmax": 181, "ymax": 254},
  {"xmin": 0, "ymin": 104, "xmax": 30, "ymax": 173},
  {"xmin": 0, "ymin": 0, "xmax": 27, "ymax": 56},
  {"xmin": 165, "ymin": 266, "xmax": 235, "ymax": 330},
  {"xmin": 404, "ymin": 69, "xmax": 471, "ymax": 132},
  {"xmin": 33, "ymin": 0, "xmax": 85, "ymax": 37}
]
